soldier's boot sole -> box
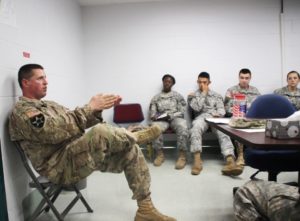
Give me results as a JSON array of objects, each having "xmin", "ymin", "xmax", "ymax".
[
  {"xmin": 175, "ymin": 158, "xmax": 186, "ymax": 170},
  {"xmin": 153, "ymin": 156, "xmax": 165, "ymax": 166},
  {"xmin": 191, "ymin": 165, "xmax": 202, "ymax": 175},
  {"xmin": 135, "ymin": 211, "xmax": 177, "ymax": 221},
  {"xmin": 191, "ymin": 162, "xmax": 203, "ymax": 175},
  {"xmin": 221, "ymin": 166, "xmax": 243, "ymax": 176}
]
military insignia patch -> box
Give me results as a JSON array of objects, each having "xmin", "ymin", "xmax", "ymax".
[{"xmin": 30, "ymin": 114, "xmax": 45, "ymax": 128}]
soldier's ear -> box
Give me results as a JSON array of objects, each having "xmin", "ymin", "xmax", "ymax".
[{"xmin": 22, "ymin": 79, "xmax": 29, "ymax": 88}]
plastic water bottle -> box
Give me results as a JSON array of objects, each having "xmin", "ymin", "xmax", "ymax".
[{"xmin": 232, "ymin": 94, "xmax": 247, "ymax": 118}]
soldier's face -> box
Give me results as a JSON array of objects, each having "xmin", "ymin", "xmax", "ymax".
[
  {"xmin": 197, "ymin": 77, "xmax": 210, "ymax": 89},
  {"xmin": 23, "ymin": 69, "xmax": 48, "ymax": 100},
  {"xmin": 163, "ymin": 77, "xmax": 174, "ymax": 92},
  {"xmin": 239, "ymin": 73, "xmax": 251, "ymax": 88},
  {"xmin": 287, "ymin": 72, "xmax": 300, "ymax": 88}
]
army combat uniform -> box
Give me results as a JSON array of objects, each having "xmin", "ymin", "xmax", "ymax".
[
  {"xmin": 274, "ymin": 86, "xmax": 300, "ymax": 110},
  {"xmin": 224, "ymin": 84, "xmax": 261, "ymax": 116},
  {"xmin": 234, "ymin": 180, "xmax": 300, "ymax": 221},
  {"xmin": 188, "ymin": 90, "xmax": 235, "ymax": 156},
  {"xmin": 224, "ymin": 84, "xmax": 260, "ymax": 167},
  {"xmin": 149, "ymin": 91, "xmax": 189, "ymax": 151},
  {"xmin": 9, "ymin": 96, "xmax": 150, "ymax": 200}
]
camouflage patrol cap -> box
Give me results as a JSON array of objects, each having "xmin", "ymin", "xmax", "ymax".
[{"xmin": 162, "ymin": 74, "xmax": 176, "ymax": 85}]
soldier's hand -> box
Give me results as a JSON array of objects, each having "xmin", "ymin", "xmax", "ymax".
[
  {"xmin": 200, "ymin": 84, "xmax": 209, "ymax": 93},
  {"xmin": 188, "ymin": 92, "xmax": 195, "ymax": 97},
  {"xmin": 89, "ymin": 94, "xmax": 121, "ymax": 111}
]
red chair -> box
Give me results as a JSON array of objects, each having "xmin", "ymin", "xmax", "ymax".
[{"xmin": 113, "ymin": 103, "xmax": 144, "ymax": 124}]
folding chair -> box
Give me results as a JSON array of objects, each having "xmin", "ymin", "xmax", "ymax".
[{"xmin": 14, "ymin": 142, "xmax": 93, "ymax": 221}]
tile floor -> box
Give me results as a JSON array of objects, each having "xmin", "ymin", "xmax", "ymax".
[{"xmin": 33, "ymin": 148, "xmax": 298, "ymax": 221}]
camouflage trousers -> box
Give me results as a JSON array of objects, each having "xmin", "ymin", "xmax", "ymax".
[
  {"xmin": 190, "ymin": 117, "xmax": 235, "ymax": 157},
  {"xmin": 56, "ymin": 123, "xmax": 151, "ymax": 200},
  {"xmin": 234, "ymin": 180, "xmax": 300, "ymax": 221},
  {"xmin": 151, "ymin": 118, "xmax": 189, "ymax": 151}
]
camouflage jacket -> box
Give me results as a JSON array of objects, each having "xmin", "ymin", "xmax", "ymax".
[
  {"xmin": 149, "ymin": 90, "xmax": 186, "ymax": 120},
  {"xmin": 188, "ymin": 89, "xmax": 225, "ymax": 119},
  {"xmin": 9, "ymin": 96, "xmax": 102, "ymax": 178},
  {"xmin": 274, "ymin": 86, "xmax": 300, "ymax": 110},
  {"xmin": 224, "ymin": 84, "xmax": 261, "ymax": 115}
]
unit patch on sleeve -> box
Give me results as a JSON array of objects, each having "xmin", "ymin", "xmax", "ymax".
[{"xmin": 30, "ymin": 114, "xmax": 45, "ymax": 128}]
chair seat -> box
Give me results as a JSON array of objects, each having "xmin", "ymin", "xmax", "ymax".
[
  {"xmin": 29, "ymin": 176, "xmax": 52, "ymax": 189},
  {"xmin": 245, "ymin": 148, "xmax": 300, "ymax": 171}
]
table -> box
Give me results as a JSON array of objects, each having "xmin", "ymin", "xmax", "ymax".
[
  {"xmin": 206, "ymin": 119, "xmax": 300, "ymax": 150},
  {"xmin": 206, "ymin": 118, "xmax": 300, "ymax": 192}
]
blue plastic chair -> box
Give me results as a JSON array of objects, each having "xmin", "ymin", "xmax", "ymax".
[{"xmin": 245, "ymin": 94, "xmax": 300, "ymax": 181}]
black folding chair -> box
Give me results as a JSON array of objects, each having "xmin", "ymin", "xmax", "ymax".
[{"xmin": 14, "ymin": 142, "xmax": 93, "ymax": 221}]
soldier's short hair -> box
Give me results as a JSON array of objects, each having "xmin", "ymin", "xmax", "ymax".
[
  {"xmin": 239, "ymin": 68, "xmax": 252, "ymax": 76},
  {"xmin": 162, "ymin": 74, "xmax": 176, "ymax": 85},
  {"xmin": 198, "ymin": 72, "xmax": 210, "ymax": 80},
  {"xmin": 18, "ymin": 64, "xmax": 44, "ymax": 88},
  {"xmin": 287, "ymin": 70, "xmax": 300, "ymax": 79}
]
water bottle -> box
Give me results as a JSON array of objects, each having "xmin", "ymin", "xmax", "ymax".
[{"xmin": 232, "ymin": 94, "xmax": 247, "ymax": 118}]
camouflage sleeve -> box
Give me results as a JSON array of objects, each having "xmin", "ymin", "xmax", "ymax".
[
  {"xmin": 10, "ymin": 104, "xmax": 95, "ymax": 144},
  {"xmin": 224, "ymin": 89, "xmax": 233, "ymax": 114},
  {"xmin": 215, "ymin": 95, "xmax": 226, "ymax": 116},
  {"xmin": 187, "ymin": 93, "xmax": 205, "ymax": 113},
  {"xmin": 273, "ymin": 88, "xmax": 281, "ymax": 95},
  {"xmin": 149, "ymin": 97, "xmax": 158, "ymax": 119},
  {"xmin": 168, "ymin": 93, "xmax": 186, "ymax": 119},
  {"xmin": 72, "ymin": 105, "xmax": 103, "ymax": 129},
  {"xmin": 255, "ymin": 88, "xmax": 261, "ymax": 96},
  {"xmin": 294, "ymin": 100, "xmax": 300, "ymax": 111}
]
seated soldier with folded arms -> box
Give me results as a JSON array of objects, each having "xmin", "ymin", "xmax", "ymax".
[{"xmin": 9, "ymin": 64, "xmax": 177, "ymax": 221}]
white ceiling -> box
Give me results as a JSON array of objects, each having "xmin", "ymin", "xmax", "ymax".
[{"xmin": 77, "ymin": 0, "xmax": 180, "ymax": 6}]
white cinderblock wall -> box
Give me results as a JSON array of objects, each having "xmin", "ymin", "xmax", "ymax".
[
  {"xmin": 0, "ymin": 0, "xmax": 85, "ymax": 220},
  {"xmin": 82, "ymin": 0, "xmax": 300, "ymax": 122},
  {"xmin": 0, "ymin": 0, "xmax": 300, "ymax": 220}
]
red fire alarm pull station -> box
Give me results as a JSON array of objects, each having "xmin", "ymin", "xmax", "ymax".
[{"xmin": 23, "ymin": 51, "xmax": 30, "ymax": 58}]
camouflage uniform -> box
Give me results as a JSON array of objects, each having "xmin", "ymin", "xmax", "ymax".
[
  {"xmin": 224, "ymin": 84, "xmax": 261, "ymax": 116},
  {"xmin": 234, "ymin": 180, "xmax": 300, "ymax": 221},
  {"xmin": 149, "ymin": 91, "xmax": 189, "ymax": 151},
  {"xmin": 188, "ymin": 90, "xmax": 235, "ymax": 156},
  {"xmin": 9, "ymin": 97, "xmax": 150, "ymax": 200},
  {"xmin": 274, "ymin": 86, "xmax": 300, "ymax": 110}
]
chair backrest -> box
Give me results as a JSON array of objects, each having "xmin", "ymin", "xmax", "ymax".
[
  {"xmin": 113, "ymin": 103, "xmax": 144, "ymax": 124},
  {"xmin": 246, "ymin": 94, "xmax": 296, "ymax": 119}
]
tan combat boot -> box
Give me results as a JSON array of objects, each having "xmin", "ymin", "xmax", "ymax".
[
  {"xmin": 135, "ymin": 196, "xmax": 177, "ymax": 221},
  {"xmin": 153, "ymin": 149, "xmax": 165, "ymax": 166},
  {"xmin": 191, "ymin": 152, "xmax": 202, "ymax": 175},
  {"xmin": 235, "ymin": 143, "xmax": 245, "ymax": 167},
  {"xmin": 134, "ymin": 124, "xmax": 162, "ymax": 145},
  {"xmin": 175, "ymin": 149, "xmax": 187, "ymax": 170},
  {"xmin": 221, "ymin": 155, "xmax": 243, "ymax": 176}
]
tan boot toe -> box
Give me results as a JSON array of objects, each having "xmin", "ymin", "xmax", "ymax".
[{"xmin": 134, "ymin": 124, "xmax": 162, "ymax": 145}]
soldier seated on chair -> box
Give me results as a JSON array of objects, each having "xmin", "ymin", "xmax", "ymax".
[
  {"xmin": 188, "ymin": 71, "xmax": 243, "ymax": 176},
  {"xmin": 149, "ymin": 74, "xmax": 189, "ymax": 170},
  {"xmin": 224, "ymin": 68, "xmax": 261, "ymax": 169},
  {"xmin": 9, "ymin": 64, "xmax": 177, "ymax": 221}
]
